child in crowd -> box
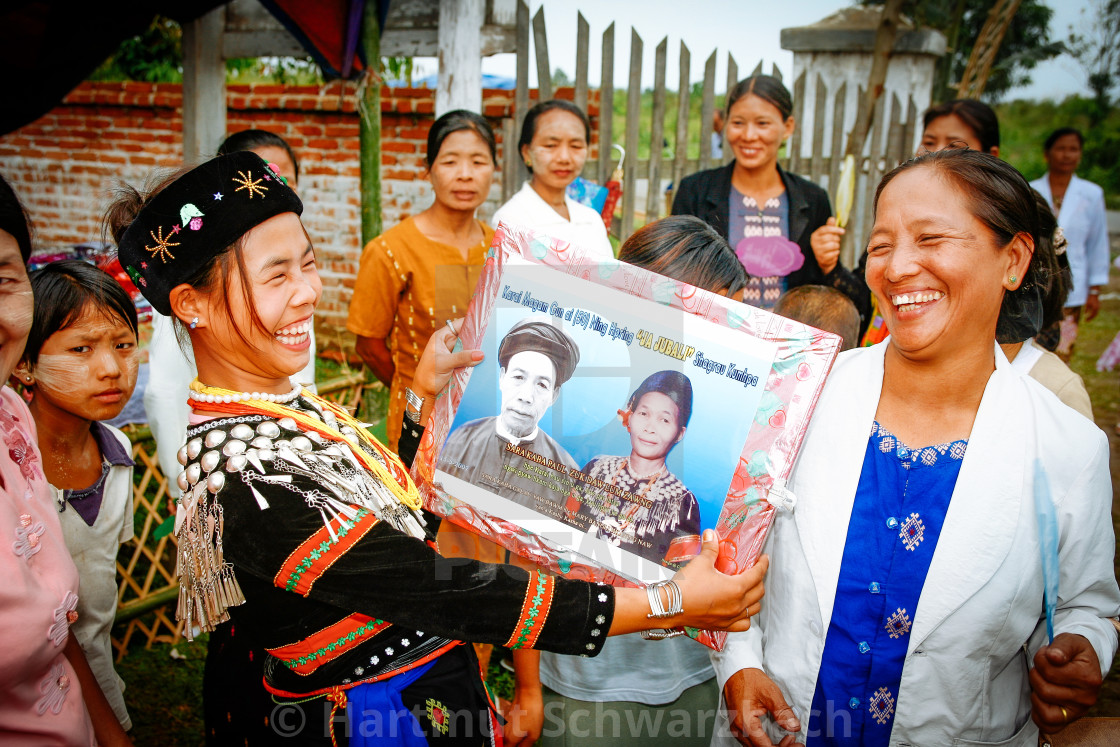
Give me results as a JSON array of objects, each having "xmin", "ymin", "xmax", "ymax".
[
  {"xmin": 774, "ymin": 284, "xmax": 861, "ymax": 351},
  {"xmin": 15, "ymin": 259, "xmax": 139, "ymax": 731}
]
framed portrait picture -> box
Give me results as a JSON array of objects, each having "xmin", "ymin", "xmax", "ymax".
[{"xmin": 412, "ymin": 225, "xmax": 840, "ymax": 649}]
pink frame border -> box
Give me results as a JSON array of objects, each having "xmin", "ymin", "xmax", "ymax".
[{"xmin": 412, "ymin": 225, "xmax": 840, "ymax": 650}]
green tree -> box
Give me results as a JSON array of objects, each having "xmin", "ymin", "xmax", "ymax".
[
  {"xmin": 1066, "ymin": 0, "xmax": 1120, "ymax": 124},
  {"xmin": 860, "ymin": 0, "xmax": 1064, "ymax": 102},
  {"xmin": 87, "ymin": 15, "xmax": 411, "ymax": 86},
  {"xmin": 551, "ymin": 67, "xmax": 571, "ymax": 88},
  {"xmin": 382, "ymin": 57, "xmax": 414, "ymax": 86},
  {"xmin": 89, "ymin": 17, "xmax": 184, "ymax": 83}
]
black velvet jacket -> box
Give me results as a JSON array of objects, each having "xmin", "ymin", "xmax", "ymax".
[
  {"xmin": 671, "ymin": 162, "xmax": 871, "ymax": 323},
  {"xmin": 181, "ymin": 409, "xmax": 614, "ymax": 699}
]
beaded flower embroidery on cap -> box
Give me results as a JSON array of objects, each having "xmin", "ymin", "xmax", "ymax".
[
  {"xmin": 232, "ymin": 170, "xmax": 269, "ymax": 199},
  {"xmin": 145, "ymin": 226, "xmax": 180, "ymax": 263}
]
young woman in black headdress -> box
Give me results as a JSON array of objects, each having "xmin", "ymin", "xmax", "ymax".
[{"xmin": 108, "ymin": 152, "xmax": 767, "ymax": 745}]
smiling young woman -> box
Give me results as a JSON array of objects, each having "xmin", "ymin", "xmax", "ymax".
[
  {"xmin": 672, "ymin": 75, "xmax": 865, "ymax": 318},
  {"xmin": 348, "ymin": 110, "xmax": 498, "ymax": 451},
  {"xmin": 107, "ymin": 151, "xmax": 769, "ymax": 746}
]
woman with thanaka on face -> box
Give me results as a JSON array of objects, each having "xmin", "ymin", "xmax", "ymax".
[
  {"xmin": 712, "ymin": 149, "xmax": 1119, "ymax": 747},
  {"xmin": 492, "ymin": 99, "xmax": 615, "ymax": 258},
  {"xmin": 349, "ymin": 110, "xmax": 499, "ymax": 452},
  {"xmin": 1029, "ymin": 128, "xmax": 1110, "ymax": 360},
  {"xmin": 672, "ymin": 75, "xmax": 863, "ymax": 315},
  {"xmin": 108, "ymin": 152, "xmax": 767, "ymax": 745},
  {"xmin": 15, "ymin": 261, "xmax": 140, "ymax": 733},
  {"xmin": 0, "ymin": 176, "xmax": 132, "ymax": 746},
  {"xmin": 504, "ymin": 215, "xmax": 746, "ymax": 747},
  {"xmin": 145, "ymin": 129, "xmax": 314, "ymax": 500}
]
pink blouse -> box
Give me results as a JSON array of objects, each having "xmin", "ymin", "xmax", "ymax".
[{"xmin": 0, "ymin": 387, "xmax": 94, "ymax": 745}]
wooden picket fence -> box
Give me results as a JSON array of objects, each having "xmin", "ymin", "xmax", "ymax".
[
  {"xmin": 110, "ymin": 371, "xmax": 371, "ymax": 658},
  {"xmin": 785, "ymin": 77, "xmax": 920, "ymax": 264},
  {"xmin": 503, "ymin": 2, "xmax": 922, "ymax": 266}
]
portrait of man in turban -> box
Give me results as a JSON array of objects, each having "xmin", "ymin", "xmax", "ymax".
[{"xmin": 439, "ymin": 318, "xmax": 581, "ymax": 509}]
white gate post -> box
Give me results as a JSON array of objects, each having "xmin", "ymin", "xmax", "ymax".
[
  {"xmin": 182, "ymin": 6, "xmax": 227, "ymax": 165},
  {"xmin": 437, "ymin": 0, "xmax": 484, "ymax": 115}
]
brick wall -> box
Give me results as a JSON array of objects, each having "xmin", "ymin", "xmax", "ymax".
[{"xmin": 0, "ymin": 81, "xmax": 600, "ymax": 334}]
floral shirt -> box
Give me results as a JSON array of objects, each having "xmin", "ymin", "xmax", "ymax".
[{"xmin": 0, "ymin": 387, "xmax": 94, "ymax": 745}]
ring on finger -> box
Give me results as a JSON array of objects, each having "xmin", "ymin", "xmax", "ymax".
[
  {"xmin": 1060, "ymin": 706, "xmax": 1069, "ymax": 722},
  {"xmin": 445, "ymin": 319, "xmax": 458, "ymax": 336}
]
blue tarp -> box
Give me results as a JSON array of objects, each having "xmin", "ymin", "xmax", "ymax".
[{"xmin": 387, "ymin": 72, "xmax": 516, "ymax": 89}]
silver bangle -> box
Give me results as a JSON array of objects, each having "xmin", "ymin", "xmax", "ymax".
[
  {"xmin": 640, "ymin": 627, "xmax": 686, "ymax": 640},
  {"xmin": 646, "ymin": 583, "xmax": 665, "ymax": 618},
  {"xmin": 645, "ymin": 579, "xmax": 683, "ymax": 620},
  {"xmin": 404, "ymin": 387, "xmax": 424, "ymax": 424}
]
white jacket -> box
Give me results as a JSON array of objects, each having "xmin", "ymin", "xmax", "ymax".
[
  {"xmin": 1030, "ymin": 174, "xmax": 1110, "ymax": 309},
  {"xmin": 492, "ymin": 182, "xmax": 615, "ymax": 260},
  {"xmin": 711, "ymin": 342, "xmax": 1119, "ymax": 746}
]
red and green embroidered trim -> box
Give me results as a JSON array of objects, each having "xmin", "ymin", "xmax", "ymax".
[
  {"xmin": 505, "ymin": 571, "xmax": 555, "ymax": 649},
  {"xmin": 274, "ymin": 508, "xmax": 378, "ymax": 596},
  {"xmin": 264, "ymin": 639, "xmax": 461, "ymax": 699},
  {"xmin": 267, "ymin": 613, "xmax": 391, "ymax": 675}
]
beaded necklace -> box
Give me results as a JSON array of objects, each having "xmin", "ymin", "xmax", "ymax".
[
  {"xmin": 608, "ymin": 458, "xmax": 666, "ymax": 500},
  {"xmin": 188, "ymin": 379, "xmax": 421, "ymax": 511},
  {"xmin": 591, "ymin": 458, "xmax": 668, "ymax": 539}
]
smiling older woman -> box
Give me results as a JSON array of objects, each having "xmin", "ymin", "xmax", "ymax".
[
  {"xmin": 348, "ymin": 110, "xmax": 499, "ymax": 452},
  {"xmin": 711, "ymin": 149, "xmax": 1120, "ymax": 747}
]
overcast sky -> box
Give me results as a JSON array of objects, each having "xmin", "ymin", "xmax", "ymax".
[{"xmin": 415, "ymin": 0, "xmax": 1098, "ymax": 101}]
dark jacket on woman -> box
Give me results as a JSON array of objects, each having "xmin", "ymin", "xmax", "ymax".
[{"xmin": 671, "ymin": 162, "xmax": 870, "ymax": 323}]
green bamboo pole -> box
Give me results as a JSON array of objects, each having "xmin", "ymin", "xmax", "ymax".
[{"xmin": 359, "ymin": 1, "xmax": 382, "ymax": 245}]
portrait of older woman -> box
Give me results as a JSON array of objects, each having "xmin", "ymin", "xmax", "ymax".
[{"xmin": 568, "ymin": 370, "xmax": 700, "ymax": 566}]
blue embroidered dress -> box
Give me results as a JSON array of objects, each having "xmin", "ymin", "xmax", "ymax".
[{"xmin": 807, "ymin": 422, "xmax": 968, "ymax": 746}]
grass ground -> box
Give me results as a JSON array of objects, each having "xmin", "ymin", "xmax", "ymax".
[
  {"xmin": 1072, "ymin": 242, "xmax": 1120, "ymax": 716},
  {"xmin": 115, "ymin": 244, "xmax": 1120, "ymax": 742}
]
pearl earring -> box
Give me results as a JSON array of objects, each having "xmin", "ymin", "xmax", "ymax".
[{"xmin": 190, "ymin": 317, "xmax": 199, "ymax": 329}]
